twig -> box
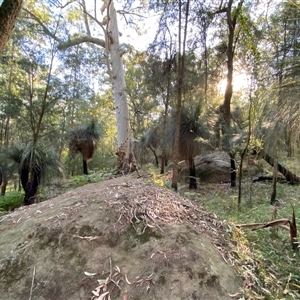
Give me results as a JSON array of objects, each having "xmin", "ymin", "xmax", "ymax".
[{"xmin": 29, "ymin": 266, "xmax": 36, "ymax": 300}]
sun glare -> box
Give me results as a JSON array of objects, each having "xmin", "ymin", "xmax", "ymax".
[{"xmin": 218, "ymin": 72, "xmax": 249, "ymax": 94}]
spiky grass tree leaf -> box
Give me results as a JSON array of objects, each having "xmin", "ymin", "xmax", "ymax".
[
  {"xmin": 5, "ymin": 143, "xmax": 63, "ymax": 182},
  {"xmin": 165, "ymin": 107, "xmax": 211, "ymax": 161},
  {"xmin": 291, "ymin": 207, "xmax": 298, "ymax": 250},
  {"xmin": 67, "ymin": 119, "xmax": 102, "ymax": 161},
  {"xmin": 141, "ymin": 126, "xmax": 161, "ymax": 149}
]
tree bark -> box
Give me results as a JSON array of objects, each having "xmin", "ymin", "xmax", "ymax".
[
  {"xmin": 188, "ymin": 157, "xmax": 197, "ymax": 189},
  {"xmin": 83, "ymin": 159, "xmax": 88, "ymax": 175},
  {"xmin": 219, "ymin": 0, "xmax": 244, "ymax": 188},
  {"xmin": 270, "ymin": 154, "xmax": 278, "ymax": 204},
  {"xmin": 148, "ymin": 145, "xmax": 158, "ymax": 168},
  {"xmin": 107, "ymin": 1, "xmax": 134, "ymax": 172},
  {"xmin": 172, "ymin": 0, "xmax": 190, "ymax": 191},
  {"xmin": 0, "ymin": 0, "xmax": 23, "ymax": 54}
]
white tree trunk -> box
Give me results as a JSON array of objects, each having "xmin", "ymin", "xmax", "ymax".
[{"xmin": 108, "ymin": 1, "xmax": 131, "ymax": 160}]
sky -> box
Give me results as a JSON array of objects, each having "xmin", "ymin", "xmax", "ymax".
[
  {"xmin": 85, "ymin": 0, "xmax": 159, "ymax": 51},
  {"xmin": 0, "ymin": 0, "xmax": 157, "ymax": 51}
]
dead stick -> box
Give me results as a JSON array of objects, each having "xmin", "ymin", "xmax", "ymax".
[{"xmin": 29, "ymin": 266, "xmax": 36, "ymax": 300}]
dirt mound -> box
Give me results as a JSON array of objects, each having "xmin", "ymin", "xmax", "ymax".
[{"xmin": 0, "ymin": 176, "xmax": 241, "ymax": 300}]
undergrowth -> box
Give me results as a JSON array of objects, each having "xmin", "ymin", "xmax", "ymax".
[
  {"xmin": 186, "ymin": 181, "xmax": 300, "ymax": 299},
  {"xmin": 147, "ymin": 164, "xmax": 300, "ymax": 300},
  {"xmin": 0, "ymin": 191, "xmax": 24, "ymax": 212}
]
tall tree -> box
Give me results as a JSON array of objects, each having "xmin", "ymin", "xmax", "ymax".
[
  {"xmin": 22, "ymin": 0, "xmax": 136, "ymax": 172},
  {"xmin": 172, "ymin": 0, "xmax": 190, "ymax": 191},
  {"xmin": 215, "ymin": 0, "xmax": 245, "ymax": 187}
]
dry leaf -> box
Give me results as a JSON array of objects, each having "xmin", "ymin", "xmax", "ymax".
[
  {"xmin": 95, "ymin": 291, "xmax": 109, "ymax": 300},
  {"xmin": 84, "ymin": 271, "xmax": 97, "ymax": 277}
]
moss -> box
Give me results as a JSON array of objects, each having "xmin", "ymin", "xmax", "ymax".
[
  {"xmin": 78, "ymin": 225, "xmax": 94, "ymax": 236},
  {"xmin": 0, "ymin": 253, "xmax": 33, "ymax": 294},
  {"xmin": 158, "ymin": 275, "xmax": 166, "ymax": 285},
  {"xmin": 35, "ymin": 226, "xmax": 61, "ymax": 250},
  {"xmin": 121, "ymin": 224, "xmax": 162, "ymax": 251},
  {"xmin": 107, "ymin": 231, "xmax": 120, "ymax": 247}
]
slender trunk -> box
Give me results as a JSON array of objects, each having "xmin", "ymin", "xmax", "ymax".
[
  {"xmin": 238, "ymin": 88, "xmax": 253, "ymax": 206},
  {"xmin": 160, "ymin": 56, "xmax": 172, "ymax": 174},
  {"xmin": 160, "ymin": 150, "xmax": 167, "ymax": 174},
  {"xmin": 204, "ymin": 30, "xmax": 208, "ymax": 103},
  {"xmin": 171, "ymin": 58, "xmax": 182, "ymax": 190},
  {"xmin": 188, "ymin": 157, "xmax": 197, "ymax": 189},
  {"xmin": 172, "ymin": 0, "xmax": 190, "ymax": 190},
  {"xmin": 270, "ymin": 153, "xmax": 278, "ymax": 205},
  {"xmin": 221, "ymin": 0, "xmax": 244, "ymax": 188},
  {"xmin": 148, "ymin": 146, "xmax": 158, "ymax": 168},
  {"xmin": 230, "ymin": 153, "xmax": 236, "ymax": 187},
  {"xmin": 286, "ymin": 127, "xmax": 292, "ymax": 157},
  {"xmin": 1, "ymin": 177, "xmax": 7, "ymax": 196}
]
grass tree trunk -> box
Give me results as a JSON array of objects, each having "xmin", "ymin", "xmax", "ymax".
[
  {"xmin": 20, "ymin": 166, "xmax": 41, "ymax": 205},
  {"xmin": 0, "ymin": 0, "xmax": 23, "ymax": 54},
  {"xmin": 107, "ymin": 1, "xmax": 134, "ymax": 173},
  {"xmin": 188, "ymin": 157, "xmax": 197, "ymax": 189},
  {"xmin": 270, "ymin": 153, "xmax": 278, "ymax": 205},
  {"xmin": 83, "ymin": 159, "xmax": 88, "ymax": 175}
]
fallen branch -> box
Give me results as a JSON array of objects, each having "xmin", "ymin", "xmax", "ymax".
[{"xmin": 235, "ymin": 209, "xmax": 298, "ymax": 250}]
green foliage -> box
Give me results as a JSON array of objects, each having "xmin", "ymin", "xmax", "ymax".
[
  {"xmin": 0, "ymin": 191, "xmax": 24, "ymax": 212},
  {"xmin": 4, "ymin": 142, "xmax": 63, "ymax": 185},
  {"xmin": 189, "ymin": 181, "xmax": 300, "ymax": 299},
  {"xmin": 165, "ymin": 106, "xmax": 211, "ymax": 160},
  {"xmin": 66, "ymin": 119, "xmax": 102, "ymax": 151},
  {"xmin": 66, "ymin": 173, "xmax": 103, "ymax": 188}
]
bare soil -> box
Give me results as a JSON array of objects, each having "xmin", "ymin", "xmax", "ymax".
[{"xmin": 0, "ymin": 175, "xmax": 242, "ymax": 300}]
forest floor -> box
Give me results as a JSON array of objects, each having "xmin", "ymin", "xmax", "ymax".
[{"xmin": 0, "ymin": 171, "xmax": 243, "ymax": 300}]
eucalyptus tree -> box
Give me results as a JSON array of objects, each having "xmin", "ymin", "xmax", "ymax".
[
  {"xmin": 213, "ymin": 0, "xmax": 245, "ymax": 187},
  {"xmin": 0, "ymin": 41, "xmax": 24, "ymax": 146},
  {"xmin": 0, "ymin": 0, "xmax": 23, "ymax": 53},
  {"xmin": 22, "ymin": 0, "xmax": 147, "ymax": 172},
  {"xmin": 149, "ymin": 0, "xmax": 233, "ymax": 184},
  {"xmin": 0, "ymin": 40, "xmax": 25, "ymax": 194},
  {"xmin": 148, "ymin": 0, "xmax": 191, "ymax": 190}
]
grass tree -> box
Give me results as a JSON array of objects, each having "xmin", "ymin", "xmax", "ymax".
[
  {"xmin": 138, "ymin": 126, "xmax": 162, "ymax": 168},
  {"xmin": 5, "ymin": 143, "xmax": 62, "ymax": 205},
  {"xmin": 67, "ymin": 119, "xmax": 101, "ymax": 175},
  {"xmin": 166, "ymin": 107, "xmax": 210, "ymax": 189}
]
